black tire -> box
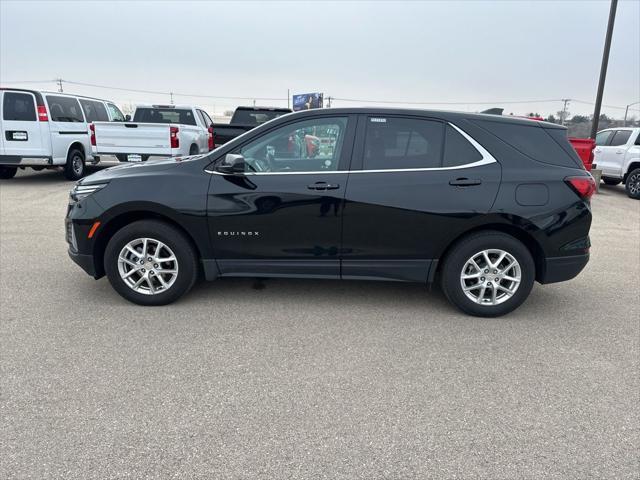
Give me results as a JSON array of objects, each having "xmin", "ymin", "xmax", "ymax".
[
  {"xmin": 63, "ymin": 147, "xmax": 85, "ymax": 180},
  {"xmin": 104, "ymin": 220, "xmax": 198, "ymax": 306},
  {"xmin": 602, "ymin": 177, "xmax": 621, "ymax": 186},
  {"xmin": 440, "ymin": 231, "xmax": 535, "ymax": 317},
  {"xmin": 625, "ymin": 168, "xmax": 640, "ymax": 199},
  {"xmin": 189, "ymin": 144, "xmax": 199, "ymax": 155},
  {"xmin": 0, "ymin": 166, "xmax": 17, "ymax": 179}
]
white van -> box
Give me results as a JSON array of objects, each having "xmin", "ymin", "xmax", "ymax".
[{"xmin": 0, "ymin": 88, "xmax": 126, "ymax": 180}]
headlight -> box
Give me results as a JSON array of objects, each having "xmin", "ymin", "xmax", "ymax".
[{"xmin": 70, "ymin": 183, "xmax": 107, "ymax": 201}]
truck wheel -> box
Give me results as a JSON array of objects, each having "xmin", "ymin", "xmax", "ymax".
[
  {"xmin": 440, "ymin": 231, "xmax": 535, "ymax": 317},
  {"xmin": 602, "ymin": 177, "xmax": 621, "ymax": 186},
  {"xmin": 625, "ymin": 168, "xmax": 640, "ymax": 199},
  {"xmin": 0, "ymin": 166, "xmax": 17, "ymax": 179},
  {"xmin": 63, "ymin": 148, "xmax": 85, "ymax": 180},
  {"xmin": 104, "ymin": 220, "xmax": 198, "ymax": 306},
  {"xmin": 189, "ymin": 144, "xmax": 199, "ymax": 155}
]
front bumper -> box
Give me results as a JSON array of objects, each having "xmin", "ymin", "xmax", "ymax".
[
  {"xmin": 539, "ymin": 253, "xmax": 589, "ymax": 284},
  {"xmin": 68, "ymin": 247, "xmax": 97, "ymax": 277}
]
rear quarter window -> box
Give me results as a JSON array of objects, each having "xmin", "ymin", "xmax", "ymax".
[
  {"xmin": 473, "ymin": 119, "xmax": 581, "ymax": 168},
  {"xmin": 443, "ymin": 125, "xmax": 482, "ymax": 167},
  {"xmin": 3, "ymin": 92, "xmax": 36, "ymax": 121}
]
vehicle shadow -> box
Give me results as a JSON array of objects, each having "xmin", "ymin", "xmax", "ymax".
[
  {"xmin": 6, "ymin": 164, "xmax": 113, "ymax": 186},
  {"xmin": 597, "ymin": 183, "xmax": 629, "ymax": 199}
]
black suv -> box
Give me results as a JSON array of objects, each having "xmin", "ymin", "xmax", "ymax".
[{"xmin": 67, "ymin": 108, "xmax": 594, "ymax": 317}]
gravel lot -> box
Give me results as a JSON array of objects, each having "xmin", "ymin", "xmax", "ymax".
[{"xmin": 1, "ymin": 165, "xmax": 638, "ymax": 479}]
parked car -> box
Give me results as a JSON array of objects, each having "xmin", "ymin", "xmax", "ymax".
[
  {"xmin": 0, "ymin": 88, "xmax": 125, "ymax": 180},
  {"xmin": 90, "ymin": 104, "xmax": 214, "ymax": 162},
  {"xmin": 66, "ymin": 108, "xmax": 594, "ymax": 317},
  {"xmin": 211, "ymin": 106, "xmax": 291, "ymax": 147},
  {"xmin": 594, "ymin": 127, "xmax": 640, "ymax": 199}
]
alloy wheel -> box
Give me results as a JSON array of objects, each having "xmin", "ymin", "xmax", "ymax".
[
  {"xmin": 629, "ymin": 173, "xmax": 640, "ymax": 196},
  {"xmin": 117, "ymin": 238, "xmax": 179, "ymax": 295},
  {"xmin": 460, "ymin": 249, "xmax": 521, "ymax": 306}
]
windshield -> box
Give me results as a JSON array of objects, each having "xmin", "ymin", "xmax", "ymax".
[
  {"xmin": 133, "ymin": 108, "xmax": 196, "ymax": 125},
  {"xmin": 231, "ymin": 109, "xmax": 289, "ymax": 125}
]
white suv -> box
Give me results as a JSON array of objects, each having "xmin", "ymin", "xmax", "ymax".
[
  {"xmin": 595, "ymin": 127, "xmax": 640, "ymax": 199},
  {"xmin": 0, "ymin": 88, "xmax": 125, "ymax": 180}
]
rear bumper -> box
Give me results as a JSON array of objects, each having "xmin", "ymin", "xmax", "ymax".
[
  {"xmin": 0, "ymin": 155, "xmax": 53, "ymax": 166},
  {"xmin": 68, "ymin": 248, "xmax": 97, "ymax": 278},
  {"xmin": 539, "ymin": 253, "xmax": 589, "ymax": 284}
]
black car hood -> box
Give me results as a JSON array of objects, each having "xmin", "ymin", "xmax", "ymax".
[{"xmin": 80, "ymin": 155, "xmax": 205, "ymax": 184}]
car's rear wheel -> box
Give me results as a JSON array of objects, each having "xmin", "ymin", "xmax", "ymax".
[
  {"xmin": 625, "ymin": 168, "xmax": 640, "ymax": 199},
  {"xmin": 104, "ymin": 220, "xmax": 198, "ymax": 305},
  {"xmin": 0, "ymin": 166, "xmax": 17, "ymax": 179},
  {"xmin": 602, "ymin": 177, "xmax": 621, "ymax": 186},
  {"xmin": 440, "ymin": 231, "xmax": 535, "ymax": 317},
  {"xmin": 63, "ymin": 148, "xmax": 85, "ymax": 180}
]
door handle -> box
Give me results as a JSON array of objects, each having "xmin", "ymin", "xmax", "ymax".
[
  {"xmin": 307, "ymin": 182, "xmax": 340, "ymax": 190},
  {"xmin": 595, "ymin": 149, "xmax": 601, "ymax": 153},
  {"xmin": 449, "ymin": 178, "xmax": 482, "ymax": 187},
  {"xmin": 615, "ymin": 150, "xmax": 624, "ymax": 154}
]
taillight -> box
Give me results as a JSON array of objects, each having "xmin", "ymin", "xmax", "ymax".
[
  {"xmin": 565, "ymin": 176, "xmax": 596, "ymax": 200},
  {"xmin": 208, "ymin": 126, "xmax": 214, "ymax": 151},
  {"xmin": 89, "ymin": 124, "xmax": 96, "ymax": 146},
  {"xmin": 170, "ymin": 126, "xmax": 179, "ymax": 149},
  {"xmin": 37, "ymin": 105, "xmax": 48, "ymax": 121}
]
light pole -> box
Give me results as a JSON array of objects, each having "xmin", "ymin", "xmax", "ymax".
[
  {"xmin": 624, "ymin": 101, "xmax": 640, "ymax": 126},
  {"xmin": 590, "ymin": 0, "xmax": 618, "ymax": 139}
]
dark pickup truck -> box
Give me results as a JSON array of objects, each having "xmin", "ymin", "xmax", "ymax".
[{"xmin": 211, "ymin": 106, "xmax": 291, "ymax": 148}]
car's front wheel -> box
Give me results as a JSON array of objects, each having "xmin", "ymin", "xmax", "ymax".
[
  {"xmin": 104, "ymin": 220, "xmax": 198, "ymax": 305},
  {"xmin": 625, "ymin": 168, "xmax": 640, "ymax": 199},
  {"xmin": 440, "ymin": 231, "xmax": 535, "ymax": 317}
]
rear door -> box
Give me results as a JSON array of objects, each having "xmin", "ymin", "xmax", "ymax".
[
  {"xmin": 594, "ymin": 129, "xmax": 618, "ymax": 176},
  {"xmin": 1, "ymin": 90, "xmax": 47, "ymax": 158},
  {"xmin": 601, "ymin": 130, "xmax": 632, "ymax": 177},
  {"xmin": 341, "ymin": 115, "xmax": 501, "ymax": 282},
  {"xmin": 207, "ymin": 115, "xmax": 355, "ymax": 278}
]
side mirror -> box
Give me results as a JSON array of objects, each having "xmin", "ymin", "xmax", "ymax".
[
  {"xmin": 217, "ymin": 153, "xmax": 246, "ymax": 174},
  {"xmin": 125, "ymin": 114, "xmax": 131, "ymax": 121}
]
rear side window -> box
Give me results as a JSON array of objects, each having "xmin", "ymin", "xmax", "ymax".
[
  {"xmin": 3, "ymin": 92, "xmax": 36, "ymax": 121},
  {"xmin": 133, "ymin": 108, "xmax": 197, "ymax": 126},
  {"xmin": 46, "ymin": 96, "xmax": 84, "ymax": 122},
  {"xmin": 443, "ymin": 125, "xmax": 482, "ymax": 167},
  {"xmin": 595, "ymin": 130, "xmax": 613, "ymax": 146},
  {"xmin": 79, "ymin": 99, "xmax": 109, "ymax": 122},
  {"xmin": 473, "ymin": 120, "xmax": 581, "ymax": 168},
  {"xmin": 610, "ymin": 130, "xmax": 632, "ymax": 146},
  {"xmin": 364, "ymin": 117, "xmax": 444, "ymax": 170}
]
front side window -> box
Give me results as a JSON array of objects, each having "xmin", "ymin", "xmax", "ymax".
[
  {"xmin": 46, "ymin": 95, "xmax": 84, "ymax": 122},
  {"xmin": 133, "ymin": 108, "xmax": 196, "ymax": 126},
  {"xmin": 2, "ymin": 92, "xmax": 36, "ymax": 121},
  {"xmin": 363, "ymin": 117, "xmax": 444, "ymax": 170},
  {"xmin": 595, "ymin": 130, "xmax": 613, "ymax": 146},
  {"xmin": 106, "ymin": 103, "xmax": 125, "ymax": 121},
  {"xmin": 610, "ymin": 130, "xmax": 632, "ymax": 147},
  {"xmin": 238, "ymin": 117, "xmax": 348, "ymax": 173},
  {"xmin": 79, "ymin": 99, "xmax": 109, "ymax": 122}
]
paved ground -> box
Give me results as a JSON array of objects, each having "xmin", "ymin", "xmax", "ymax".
[{"xmin": 1, "ymin": 166, "xmax": 638, "ymax": 479}]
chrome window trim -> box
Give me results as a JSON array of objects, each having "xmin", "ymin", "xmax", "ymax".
[{"xmin": 205, "ymin": 121, "xmax": 496, "ymax": 175}]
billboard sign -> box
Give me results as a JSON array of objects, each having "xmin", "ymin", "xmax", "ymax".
[{"xmin": 292, "ymin": 93, "xmax": 323, "ymax": 111}]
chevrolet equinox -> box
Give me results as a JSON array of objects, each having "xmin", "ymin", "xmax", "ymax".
[{"xmin": 66, "ymin": 108, "xmax": 594, "ymax": 317}]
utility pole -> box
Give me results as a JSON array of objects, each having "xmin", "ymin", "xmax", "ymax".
[
  {"xmin": 624, "ymin": 101, "xmax": 640, "ymax": 126},
  {"xmin": 591, "ymin": 0, "xmax": 618, "ymax": 138},
  {"xmin": 170, "ymin": 92, "xmax": 174, "ymax": 105},
  {"xmin": 287, "ymin": 89, "xmax": 290, "ymax": 109},
  {"xmin": 326, "ymin": 96, "xmax": 332, "ymax": 108},
  {"xmin": 560, "ymin": 99, "xmax": 570, "ymax": 125},
  {"xmin": 56, "ymin": 78, "xmax": 63, "ymax": 93}
]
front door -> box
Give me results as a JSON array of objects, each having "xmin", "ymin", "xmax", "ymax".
[
  {"xmin": 342, "ymin": 115, "xmax": 501, "ymax": 282},
  {"xmin": 207, "ymin": 115, "xmax": 355, "ymax": 278}
]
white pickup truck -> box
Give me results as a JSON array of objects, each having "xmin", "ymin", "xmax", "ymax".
[
  {"xmin": 594, "ymin": 127, "xmax": 640, "ymax": 199},
  {"xmin": 90, "ymin": 104, "xmax": 214, "ymax": 161}
]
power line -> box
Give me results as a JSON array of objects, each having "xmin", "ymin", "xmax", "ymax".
[{"xmin": 331, "ymin": 96, "xmax": 565, "ymax": 106}]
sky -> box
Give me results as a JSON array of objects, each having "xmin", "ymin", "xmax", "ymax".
[{"xmin": 1, "ymin": 0, "xmax": 639, "ymax": 119}]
